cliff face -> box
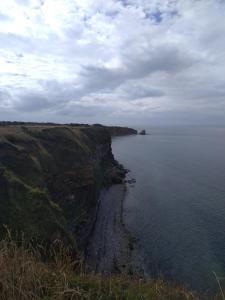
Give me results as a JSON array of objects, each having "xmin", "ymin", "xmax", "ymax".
[
  {"xmin": 105, "ymin": 126, "xmax": 137, "ymax": 136},
  {"xmin": 0, "ymin": 125, "xmax": 120, "ymax": 249}
]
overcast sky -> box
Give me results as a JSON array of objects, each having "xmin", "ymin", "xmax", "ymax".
[{"xmin": 0, "ymin": 0, "xmax": 225, "ymax": 125}]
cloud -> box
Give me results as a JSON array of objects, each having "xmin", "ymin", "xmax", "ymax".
[
  {"xmin": 0, "ymin": 13, "xmax": 11, "ymax": 21},
  {"xmin": 0, "ymin": 0, "xmax": 225, "ymax": 124},
  {"xmin": 0, "ymin": 90, "xmax": 9, "ymax": 104},
  {"xmin": 122, "ymin": 84, "xmax": 165, "ymax": 100},
  {"xmin": 80, "ymin": 43, "xmax": 197, "ymax": 94},
  {"xmin": 14, "ymin": 93, "xmax": 51, "ymax": 112}
]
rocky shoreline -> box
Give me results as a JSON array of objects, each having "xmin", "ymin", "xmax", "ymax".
[
  {"xmin": 85, "ymin": 163, "xmax": 143, "ymax": 276},
  {"xmin": 85, "ymin": 184, "xmax": 133, "ymax": 274}
]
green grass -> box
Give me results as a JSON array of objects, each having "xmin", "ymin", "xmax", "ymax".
[
  {"xmin": 0, "ymin": 169, "xmax": 74, "ymax": 246},
  {"xmin": 0, "ymin": 125, "xmax": 100, "ymax": 245}
]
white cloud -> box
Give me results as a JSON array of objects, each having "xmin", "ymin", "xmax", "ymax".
[{"xmin": 0, "ymin": 0, "xmax": 225, "ymax": 124}]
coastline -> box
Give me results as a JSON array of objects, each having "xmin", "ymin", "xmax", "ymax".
[
  {"xmin": 0, "ymin": 122, "xmax": 140, "ymax": 277},
  {"xmin": 85, "ymin": 184, "xmax": 134, "ymax": 274}
]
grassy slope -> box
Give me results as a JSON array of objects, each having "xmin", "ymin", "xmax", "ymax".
[
  {"xmin": 0, "ymin": 126, "xmax": 77, "ymax": 245},
  {"xmin": 0, "ymin": 125, "xmax": 110, "ymax": 246},
  {"xmin": 0, "ymin": 233, "xmax": 205, "ymax": 300}
]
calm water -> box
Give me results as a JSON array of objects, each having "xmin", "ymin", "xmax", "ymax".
[{"xmin": 112, "ymin": 126, "xmax": 225, "ymax": 294}]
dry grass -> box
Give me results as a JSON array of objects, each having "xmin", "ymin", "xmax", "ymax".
[
  {"xmin": 0, "ymin": 229, "xmax": 82, "ymax": 300},
  {"xmin": 0, "ymin": 229, "xmax": 215, "ymax": 300}
]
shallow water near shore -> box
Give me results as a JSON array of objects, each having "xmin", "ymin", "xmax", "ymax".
[{"xmin": 112, "ymin": 126, "xmax": 225, "ymax": 294}]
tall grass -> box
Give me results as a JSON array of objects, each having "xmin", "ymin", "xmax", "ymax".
[
  {"xmin": 0, "ymin": 229, "xmax": 81, "ymax": 300},
  {"xmin": 0, "ymin": 230, "xmax": 214, "ymax": 300}
]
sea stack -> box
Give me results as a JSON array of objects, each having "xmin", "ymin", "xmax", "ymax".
[{"xmin": 139, "ymin": 129, "xmax": 146, "ymax": 135}]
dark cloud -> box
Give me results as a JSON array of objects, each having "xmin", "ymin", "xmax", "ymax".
[
  {"xmin": 14, "ymin": 93, "xmax": 51, "ymax": 112},
  {"xmin": 145, "ymin": 10, "xmax": 163, "ymax": 23},
  {"xmin": 118, "ymin": 0, "xmax": 131, "ymax": 7},
  {"xmin": 81, "ymin": 65, "xmax": 126, "ymax": 92},
  {"xmin": 81, "ymin": 44, "xmax": 196, "ymax": 95},
  {"xmin": 123, "ymin": 86, "xmax": 165, "ymax": 100},
  {"xmin": 124, "ymin": 45, "xmax": 197, "ymax": 77}
]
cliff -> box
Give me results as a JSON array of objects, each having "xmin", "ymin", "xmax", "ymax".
[
  {"xmin": 0, "ymin": 124, "xmax": 205, "ymax": 298},
  {"xmin": 105, "ymin": 126, "xmax": 137, "ymax": 136},
  {"xmin": 0, "ymin": 122, "xmax": 138, "ymax": 137},
  {"xmin": 0, "ymin": 124, "xmax": 129, "ymax": 250}
]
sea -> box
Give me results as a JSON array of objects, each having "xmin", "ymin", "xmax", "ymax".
[{"xmin": 112, "ymin": 126, "xmax": 225, "ymax": 295}]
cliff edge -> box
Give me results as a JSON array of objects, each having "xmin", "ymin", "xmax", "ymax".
[{"xmin": 0, "ymin": 124, "xmax": 134, "ymax": 251}]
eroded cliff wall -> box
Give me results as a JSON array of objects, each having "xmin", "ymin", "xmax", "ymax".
[{"xmin": 0, "ymin": 125, "xmax": 120, "ymax": 249}]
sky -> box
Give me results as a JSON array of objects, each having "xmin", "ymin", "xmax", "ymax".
[{"xmin": 0, "ymin": 0, "xmax": 225, "ymax": 126}]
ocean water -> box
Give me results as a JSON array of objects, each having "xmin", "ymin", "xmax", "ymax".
[{"xmin": 112, "ymin": 126, "xmax": 225, "ymax": 294}]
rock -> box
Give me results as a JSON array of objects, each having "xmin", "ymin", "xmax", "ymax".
[
  {"xmin": 139, "ymin": 130, "xmax": 146, "ymax": 135},
  {"xmin": 104, "ymin": 162, "xmax": 128, "ymax": 185},
  {"xmin": 126, "ymin": 178, "xmax": 136, "ymax": 184}
]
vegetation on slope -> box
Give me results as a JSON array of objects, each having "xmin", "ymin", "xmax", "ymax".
[
  {"xmin": 0, "ymin": 230, "xmax": 204, "ymax": 300},
  {"xmin": 0, "ymin": 124, "xmax": 115, "ymax": 248}
]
